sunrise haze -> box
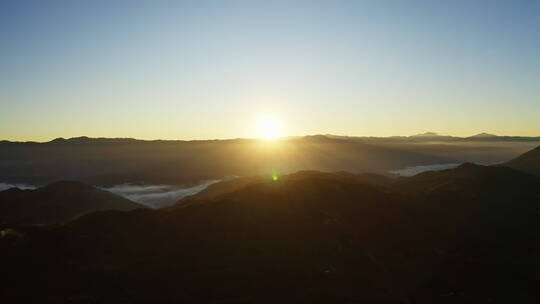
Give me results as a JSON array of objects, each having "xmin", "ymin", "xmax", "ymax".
[{"xmin": 1, "ymin": 0, "xmax": 539, "ymax": 141}]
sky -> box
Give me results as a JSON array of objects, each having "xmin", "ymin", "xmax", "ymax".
[{"xmin": 1, "ymin": 0, "xmax": 539, "ymax": 141}]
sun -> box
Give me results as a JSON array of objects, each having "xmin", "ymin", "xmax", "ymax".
[{"xmin": 257, "ymin": 117, "xmax": 281, "ymax": 140}]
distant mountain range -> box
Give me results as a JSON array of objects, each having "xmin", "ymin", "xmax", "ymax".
[
  {"xmin": 2, "ymin": 147, "xmax": 540, "ymax": 302},
  {"xmin": 326, "ymin": 132, "xmax": 540, "ymax": 141},
  {"xmin": 2, "ymin": 132, "xmax": 539, "ymax": 145},
  {"xmin": 409, "ymin": 131, "xmax": 456, "ymax": 140},
  {"xmin": 412, "ymin": 131, "xmax": 497, "ymax": 139},
  {"xmin": 1, "ymin": 135, "xmax": 538, "ymax": 186}
]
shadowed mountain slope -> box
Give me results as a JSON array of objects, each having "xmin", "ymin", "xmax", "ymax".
[
  {"xmin": 3, "ymin": 165, "xmax": 540, "ymax": 303},
  {"xmin": 2, "ymin": 172, "xmax": 423, "ymax": 303},
  {"xmin": 180, "ymin": 170, "xmax": 393, "ymax": 204},
  {"xmin": 0, "ymin": 181, "xmax": 143, "ymax": 225},
  {"xmin": 504, "ymin": 145, "xmax": 540, "ymax": 176}
]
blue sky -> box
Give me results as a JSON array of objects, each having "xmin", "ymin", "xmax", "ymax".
[{"xmin": 1, "ymin": 0, "xmax": 539, "ymax": 140}]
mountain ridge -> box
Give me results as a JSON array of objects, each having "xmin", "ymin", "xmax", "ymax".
[
  {"xmin": 504, "ymin": 145, "xmax": 540, "ymax": 176},
  {"xmin": 468, "ymin": 132, "xmax": 497, "ymax": 138},
  {"xmin": 4, "ymin": 162, "xmax": 540, "ymax": 302},
  {"xmin": 2, "ymin": 135, "xmax": 538, "ymax": 187},
  {"xmin": 3, "ymin": 133, "xmax": 540, "ymax": 144},
  {"xmin": 0, "ymin": 181, "xmax": 144, "ymax": 225}
]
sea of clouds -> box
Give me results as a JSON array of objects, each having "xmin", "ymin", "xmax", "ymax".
[
  {"xmin": 0, "ymin": 180, "xmax": 218, "ymax": 209},
  {"xmin": 389, "ymin": 163, "xmax": 461, "ymax": 176},
  {"xmin": 0, "ymin": 183, "xmax": 36, "ymax": 191},
  {"xmin": 102, "ymin": 180, "xmax": 219, "ymax": 209}
]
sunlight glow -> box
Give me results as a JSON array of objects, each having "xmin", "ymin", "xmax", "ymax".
[{"xmin": 257, "ymin": 117, "xmax": 281, "ymax": 140}]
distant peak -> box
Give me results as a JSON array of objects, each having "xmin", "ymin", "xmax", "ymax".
[
  {"xmin": 46, "ymin": 136, "xmax": 142, "ymax": 145},
  {"xmin": 410, "ymin": 132, "xmax": 441, "ymax": 137},
  {"xmin": 49, "ymin": 137, "xmax": 67, "ymax": 143},
  {"xmin": 71, "ymin": 136, "xmax": 90, "ymax": 140},
  {"xmin": 469, "ymin": 132, "xmax": 497, "ymax": 138},
  {"xmin": 49, "ymin": 136, "xmax": 90, "ymax": 143}
]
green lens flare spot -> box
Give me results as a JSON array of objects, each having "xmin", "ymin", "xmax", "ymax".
[{"xmin": 271, "ymin": 170, "xmax": 279, "ymax": 181}]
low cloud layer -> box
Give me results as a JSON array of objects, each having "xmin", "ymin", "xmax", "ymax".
[
  {"xmin": 389, "ymin": 163, "xmax": 461, "ymax": 176},
  {"xmin": 0, "ymin": 183, "xmax": 36, "ymax": 191},
  {"xmin": 102, "ymin": 180, "xmax": 219, "ymax": 209}
]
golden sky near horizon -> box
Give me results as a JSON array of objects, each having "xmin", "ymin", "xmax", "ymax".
[{"xmin": 1, "ymin": 1, "xmax": 539, "ymax": 141}]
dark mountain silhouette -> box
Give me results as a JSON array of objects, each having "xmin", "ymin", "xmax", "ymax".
[
  {"xmin": 0, "ymin": 181, "xmax": 143, "ymax": 225},
  {"xmin": 180, "ymin": 170, "xmax": 393, "ymax": 204},
  {"xmin": 468, "ymin": 132, "xmax": 497, "ymax": 139},
  {"xmin": 411, "ymin": 132, "xmax": 442, "ymax": 137},
  {"xmin": 2, "ymin": 163, "xmax": 540, "ymax": 303},
  {"xmin": 409, "ymin": 132, "xmax": 456, "ymax": 140},
  {"xmin": 394, "ymin": 162, "xmax": 539, "ymax": 195},
  {"xmin": 326, "ymin": 133, "xmax": 540, "ymax": 143},
  {"xmin": 0, "ymin": 135, "xmax": 451, "ymax": 186},
  {"xmin": 503, "ymin": 145, "xmax": 540, "ymax": 176},
  {"xmin": 1, "ymin": 135, "xmax": 538, "ymax": 187},
  {"xmin": 1, "ymin": 172, "xmax": 424, "ymax": 303}
]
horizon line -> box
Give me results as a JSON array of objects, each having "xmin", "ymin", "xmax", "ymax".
[{"xmin": 3, "ymin": 132, "xmax": 540, "ymax": 144}]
